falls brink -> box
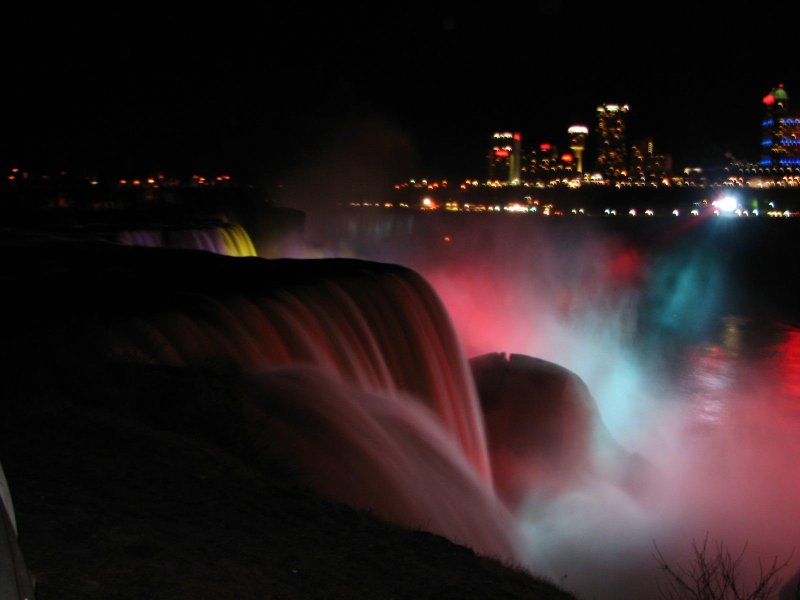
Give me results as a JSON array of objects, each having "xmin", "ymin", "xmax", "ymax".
[
  {"xmin": 27, "ymin": 242, "xmax": 515, "ymax": 559},
  {"xmin": 116, "ymin": 222, "xmax": 257, "ymax": 257},
  {"xmin": 103, "ymin": 255, "xmax": 491, "ymax": 483}
]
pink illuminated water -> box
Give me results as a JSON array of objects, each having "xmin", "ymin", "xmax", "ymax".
[
  {"xmin": 92, "ymin": 211, "xmax": 800, "ymax": 599},
  {"xmin": 103, "ymin": 260, "xmax": 517, "ymax": 560},
  {"xmin": 241, "ymin": 366, "xmax": 516, "ymax": 560},
  {"xmin": 298, "ymin": 210, "xmax": 800, "ymax": 600}
]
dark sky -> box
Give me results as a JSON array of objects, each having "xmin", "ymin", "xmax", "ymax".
[{"xmin": 1, "ymin": 3, "xmax": 798, "ymax": 185}]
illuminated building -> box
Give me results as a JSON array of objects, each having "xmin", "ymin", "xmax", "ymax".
[
  {"xmin": 630, "ymin": 137, "xmax": 671, "ymax": 183},
  {"xmin": 568, "ymin": 125, "xmax": 589, "ymax": 174},
  {"xmin": 488, "ymin": 132, "xmax": 522, "ymax": 184},
  {"xmin": 595, "ymin": 104, "xmax": 629, "ymax": 180},
  {"xmin": 529, "ymin": 143, "xmax": 558, "ymax": 175},
  {"xmin": 521, "ymin": 143, "xmax": 575, "ymax": 184},
  {"xmin": 761, "ymin": 84, "xmax": 800, "ymax": 167}
]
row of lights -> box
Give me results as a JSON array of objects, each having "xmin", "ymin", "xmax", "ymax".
[
  {"xmin": 2, "ymin": 170, "xmax": 233, "ymax": 188},
  {"xmin": 354, "ymin": 194, "xmax": 797, "ymax": 218}
]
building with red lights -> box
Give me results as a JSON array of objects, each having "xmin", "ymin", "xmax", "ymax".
[
  {"xmin": 526, "ymin": 143, "xmax": 558, "ymax": 176},
  {"xmin": 488, "ymin": 132, "xmax": 522, "ymax": 184},
  {"xmin": 761, "ymin": 85, "xmax": 800, "ymax": 167},
  {"xmin": 520, "ymin": 143, "xmax": 576, "ymax": 184}
]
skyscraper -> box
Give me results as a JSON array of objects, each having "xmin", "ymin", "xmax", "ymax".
[
  {"xmin": 520, "ymin": 142, "xmax": 576, "ymax": 184},
  {"xmin": 761, "ymin": 84, "xmax": 800, "ymax": 167},
  {"xmin": 568, "ymin": 125, "xmax": 589, "ymax": 174},
  {"xmin": 595, "ymin": 104, "xmax": 629, "ymax": 180},
  {"xmin": 630, "ymin": 137, "xmax": 671, "ymax": 183},
  {"xmin": 488, "ymin": 132, "xmax": 522, "ymax": 184}
]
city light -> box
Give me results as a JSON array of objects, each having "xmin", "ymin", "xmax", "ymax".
[
  {"xmin": 12, "ymin": 79, "xmax": 800, "ymax": 218},
  {"xmin": 712, "ymin": 195, "xmax": 738, "ymax": 213}
]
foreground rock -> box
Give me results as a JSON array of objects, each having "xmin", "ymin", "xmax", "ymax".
[
  {"xmin": 471, "ymin": 352, "xmax": 649, "ymax": 509},
  {"xmin": 0, "ymin": 361, "xmax": 573, "ymax": 600}
]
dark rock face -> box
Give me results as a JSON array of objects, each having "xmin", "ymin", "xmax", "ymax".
[{"xmin": 471, "ymin": 352, "xmax": 650, "ymax": 509}]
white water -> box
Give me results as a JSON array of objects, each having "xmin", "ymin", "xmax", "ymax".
[{"xmin": 297, "ymin": 210, "xmax": 800, "ymax": 600}]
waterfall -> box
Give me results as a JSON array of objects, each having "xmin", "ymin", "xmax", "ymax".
[
  {"xmin": 89, "ymin": 249, "xmax": 514, "ymax": 560},
  {"xmin": 240, "ymin": 367, "xmax": 515, "ymax": 561},
  {"xmin": 116, "ymin": 223, "xmax": 257, "ymax": 257},
  {"xmin": 105, "ymin": 259, "xmax": 492, "ymax": 481}
]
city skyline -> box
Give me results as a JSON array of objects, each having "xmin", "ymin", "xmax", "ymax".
[
  {"xmin": 1, "ymin": 5, "xmax": 798, "ymax": 186},
  {"xmin": 0, "ymin": 85, "xmax": 772, "ymax": 190}
]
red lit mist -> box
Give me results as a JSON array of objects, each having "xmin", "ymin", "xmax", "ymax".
[{"xmin": 301, "ymin": 210, "xmax": 800, "ymax": 600}]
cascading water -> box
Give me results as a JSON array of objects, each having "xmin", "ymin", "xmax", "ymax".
[
  {"xmin": 116, "ymin": 222, "xmax": 257, "ymax": 257},
  {"xmin": 89, "ymin": 248, "xmax": 512, "ymax": 560},
  {"xmin": 299, "ymin": 209, "xmax": 800, "ymax": 600},
  {"xmin": 11, "ymin": 210, "xmax": 799, "ymax": 599},
  {"xmin": 240, "ymin": 366, "xmax": 516, "ymax": 560}
]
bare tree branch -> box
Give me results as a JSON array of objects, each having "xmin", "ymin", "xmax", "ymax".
[{"xmin": 653, "ymin": 535, "xmax": 794, "ymax": 600}]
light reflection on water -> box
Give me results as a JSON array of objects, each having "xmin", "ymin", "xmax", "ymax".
[
  {"xmin": 677, "ymin": 316, "xmax": 800, "ymax": 435},
  {"xmin": 777, "ymin": 328, "xmax": 800, "ymax": 401},
  {"xmin": 685, "ymin": 344, "xmax": 734, "ymax": 424},
  {"xmin": 679, "ymin": 316, "xmax": 744, "ymax": 427}
]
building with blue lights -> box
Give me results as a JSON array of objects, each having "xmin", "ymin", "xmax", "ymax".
[{"xmin": 761, "ymin": 85, "xmax": 800, "ymax": 167}]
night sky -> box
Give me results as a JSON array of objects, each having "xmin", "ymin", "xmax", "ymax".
[{"xmin": 2, "ymin": 3, "xmax": 798, "ymax": 186}]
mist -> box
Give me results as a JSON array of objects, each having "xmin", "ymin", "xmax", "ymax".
[{"xmin": 299, "ymin": 209, "xmax": 800, "ymax": 600}]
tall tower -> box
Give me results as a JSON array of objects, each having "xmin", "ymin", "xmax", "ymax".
[
  {"xmin": 595, "ymin": 104, "xmax": 629, "ymax": 180},
  {"xmin": 761, "ymin": 84, "xmax": 800, "ymax": 167},
  {"xmin": 488, "ymin": 132, "xmax": 522, "ymax": 184},
  {"xmin": 568, "ymin": 125, "xmax": 589, "ymax": 174}
]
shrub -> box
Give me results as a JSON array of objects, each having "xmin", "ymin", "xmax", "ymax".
[{"xmin": 653, "ymin": 535, "xmax": 795, "ymax": 600}]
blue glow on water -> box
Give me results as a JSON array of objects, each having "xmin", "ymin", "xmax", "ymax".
[{"xmin": 640, "ymin": 243, "xmax": 726, "ymax": 342}]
